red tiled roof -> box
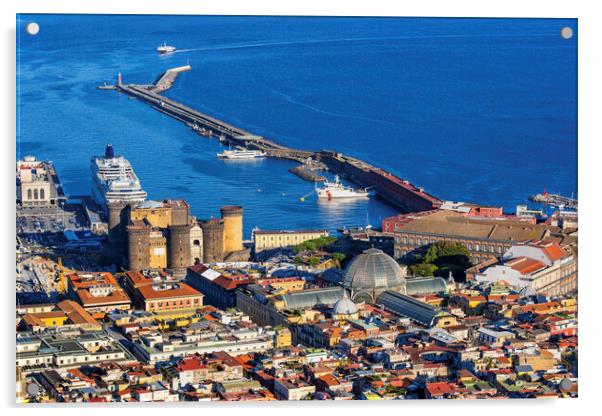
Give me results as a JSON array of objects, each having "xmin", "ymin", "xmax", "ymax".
[
  {"xmin": 177, "ymin": 357, "xmax": 207, "ymax": 372},
  {"xmin": 67, "ymin": 272, "xmax": 119, "ymax": 289},
  {"xmin": 427, "ymin": 382, "xmax": 455, "ymax": 396},
  {"xmin": 137, "ymin": 282, "xmax": 202, "ymax": 300},
  {"xmin": 505, "ymin": 256, "xmax": 547, "ymax": 275},
  {"xmin": 76, "ymin": 290, "xmax": 131, "ymax": 308},
  {"xmin": 213, "ymin": 275, "xmax": 255, "ymax": 290},
  {"xmin": 188, "ymin": 264, "xmax": 209, "ymax": 274},
  {"xmin": 530, "ymin": 240, "xmax": 567, "ymax": 261}
]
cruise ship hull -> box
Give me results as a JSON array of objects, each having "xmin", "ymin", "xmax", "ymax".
[{"xmin": 91, "ymin": 146, "xmax": 147, "ymax": 217}]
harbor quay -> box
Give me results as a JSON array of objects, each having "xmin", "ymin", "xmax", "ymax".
[
  {"xmin": 113, "ymin": 67, "xmax": 442, "ymax": 214},
  {"xmin": 14, "ymin": 70, "xmax": 578, "ymax": 403}
]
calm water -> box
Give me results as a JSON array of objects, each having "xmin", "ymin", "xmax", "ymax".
[{"xmin": 16, "ymin": 15, "xmax": 577, "ymax": 237}]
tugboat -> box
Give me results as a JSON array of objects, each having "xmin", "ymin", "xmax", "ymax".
[
  {"xmin": 315, "ymin": 175, "xmax": 371, "ymax": 200},
  {"xmin": 157, "ymin": 42, "xmax": 176, "ymax": 54}
]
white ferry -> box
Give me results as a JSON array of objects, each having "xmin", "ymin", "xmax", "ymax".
[
  {"xmin": 315, "ymin": 175, "xmax": 371, "ymax": 200},
  {"xmin": 217, "ymin": 149, "xmax": 266, "ymax": 159},
  {"xmin": 157, "ymin": 42, "xmax": 176, "ymax": 54},
  {"xmin": 91, "ymin": 145, "xmax": 147, "ymax": 216}
]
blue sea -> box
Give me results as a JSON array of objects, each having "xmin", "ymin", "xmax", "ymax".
[{"xmin": 16, "ymin": 15, "xmax": 577, "ymax": 237}]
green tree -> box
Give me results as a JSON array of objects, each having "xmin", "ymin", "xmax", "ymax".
[
  {"xmin": 331, "ymin": 252, "xmax": 346, "ymax": 268},
  {"xmin": 294, "ymin": 236, "xmax": 337, "ymax": 254},
  {"xmin": 423, "ymin": 244, "xmax": 439, "ymax": 264},
  {"xmin": 410, "ymin": 262, "xmax": 438, "ymax": 277},
  {"xmin": 409, "ymin": 241, "xmax": 471, "ymax": 280},
  {"xmin": 307, "ymin": 256, "xmax": 321, "ymax": 267}
]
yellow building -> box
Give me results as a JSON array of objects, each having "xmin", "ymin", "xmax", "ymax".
[
  {"xmin": 25, "ymin": 312, "xmax": 68, "ymax": 327},
  {"xmin": 274, "ymin": 327, "xmax": 292, "ymax": 348},
  {"xmin": 126, "ymin": 200, "xmax": 192, "ymax": 271},
  {"xmin": 149, "ymin": 230, "xmax": 168, "ymax": 269},
  {"xmin": 434, "ymin": 313, "xmax": 459, "ymax": 328},
  {"xmin": 221, "ymin": 206, "xmax": 243, "ymax": 253},
  {"xmin": 19, "ymin": 300, "xmax": 101, "ymax": 332},
  {"xmin": 253, "ymin": 229, "xmax": 329, "ymax": 256},
  {"xmin": 259, "ymin": 278, "xmax": 306, "ymax": 293},
  {"xmin": 129, "ymin": 204, "xmax": 173, "ymax": 228}
]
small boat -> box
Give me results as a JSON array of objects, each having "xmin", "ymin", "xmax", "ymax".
[
  {"xmin": 157, "ymin": 42, "xmax": 176, "ymax": 54},
  {"xmin": 315, "ymin": 175, "xmax": 372, "ymax": 200},
  {"xmin": 217, "ymin": 149, "xmax": 266, "ymax": 159},
  {"xmin": 96, "ymin": 82, "xmax": 116, "ymax": 90}
]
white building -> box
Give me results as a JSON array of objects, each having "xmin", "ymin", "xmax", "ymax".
[{"xmin": 473, "ymin": 240, "xmax": 577, "ymax": 295}]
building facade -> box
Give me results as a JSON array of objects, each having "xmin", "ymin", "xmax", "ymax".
[
  {"xmin": 186, "ymin": 264, "xmax": 254, "ymax": 310},
  {"xmin": 471, "ymin": 241, "xmax": 577, "ymax": 296},
  {"xmin": 385, "ymin": 210, "xmax": 562, "ymax": 264},
  {"xmin": 16, "ymin": 156, "xmax": 65, "ymax": 207},
  {"xmin": 253, "ymin": 229, "xmax": 329, "ymax": 258},
  {"xmin": 66, "ymin": 272, "xmax": 131, "ymax": 313}
]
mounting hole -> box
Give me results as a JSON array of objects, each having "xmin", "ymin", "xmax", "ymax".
[
  {"xmin": 560, "ymin": 27, "xmax": 573, "ymax": 40},
  {"xmin": 26, "ymin": 22, "xmax": 40, "ymax": 36}
]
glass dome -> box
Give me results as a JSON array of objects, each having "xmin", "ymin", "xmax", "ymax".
[{"xmin": 342, "ymin": 248, "xmax": 406, "ymax": 292}]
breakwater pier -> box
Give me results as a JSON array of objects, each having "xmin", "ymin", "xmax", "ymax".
[
  {"xmin": 106, "ymin": 66, "xmax": 442, "ymax": 213},
  {"xmin": 529, "ymin": 191, "xmax": 578, "ymax": 210}
]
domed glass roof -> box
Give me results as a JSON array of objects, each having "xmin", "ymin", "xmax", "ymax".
[
  {"xmin": 342, "ymin": 248, "xmax": 406, "ymax": 291},
  {"xmin": 332, "ymin": 291, "xmax": 358, "ymax": 315}
]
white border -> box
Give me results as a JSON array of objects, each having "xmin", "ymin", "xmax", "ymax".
[{"xmin": 2, "ymin": 1, "xmax": 601, "ymax": 415}]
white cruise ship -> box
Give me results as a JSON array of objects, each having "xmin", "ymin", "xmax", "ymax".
[
  {"xmin": 315, "ymin": 175, "xmax": 372, "ymax": 200},
  {"xmin": 217, "ymin": 149, "xmax": 266, "ymax": 159},
  {"xmin": 91, "ymin": 144, "xmax": 147, "ymax": 216}
]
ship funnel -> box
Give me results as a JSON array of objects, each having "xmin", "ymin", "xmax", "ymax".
[{"xmin": 105, "ymin": 144, "xmax": 115, "ymax": 159}]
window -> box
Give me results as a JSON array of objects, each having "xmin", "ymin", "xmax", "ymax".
[
  {"xmin": 40, "ymin": 189, "xmax": 45, "ymax": 200},
  {"xmin": 33, "ymin": 189, "xmax": 39, "ymax": 200}
]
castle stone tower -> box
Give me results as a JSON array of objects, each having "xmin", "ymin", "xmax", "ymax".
[
  {"xmin": 127, "ymin": 226, "xmax": 151, "ymax": 271},
  {"xmin": 168, "ymin": 224, "xmax": 192, "ymax": 271},
  {"xmin": 220, "ymin": 205, "xmax": 243, "ymax": 253},
  {"xmin": 169, "ymin": 200, "xmax": 190, "ymax": 226},
  {"xmin": 108, "ymin": 201, "xmax": 128, "ymax": 247},
  {"xmin": 200, "ymin": 219, "xmax": 224, "ymax": 263},
  {"xmin": 190, "ymin": 219, "xmax": 203, "ymax": 265}
]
